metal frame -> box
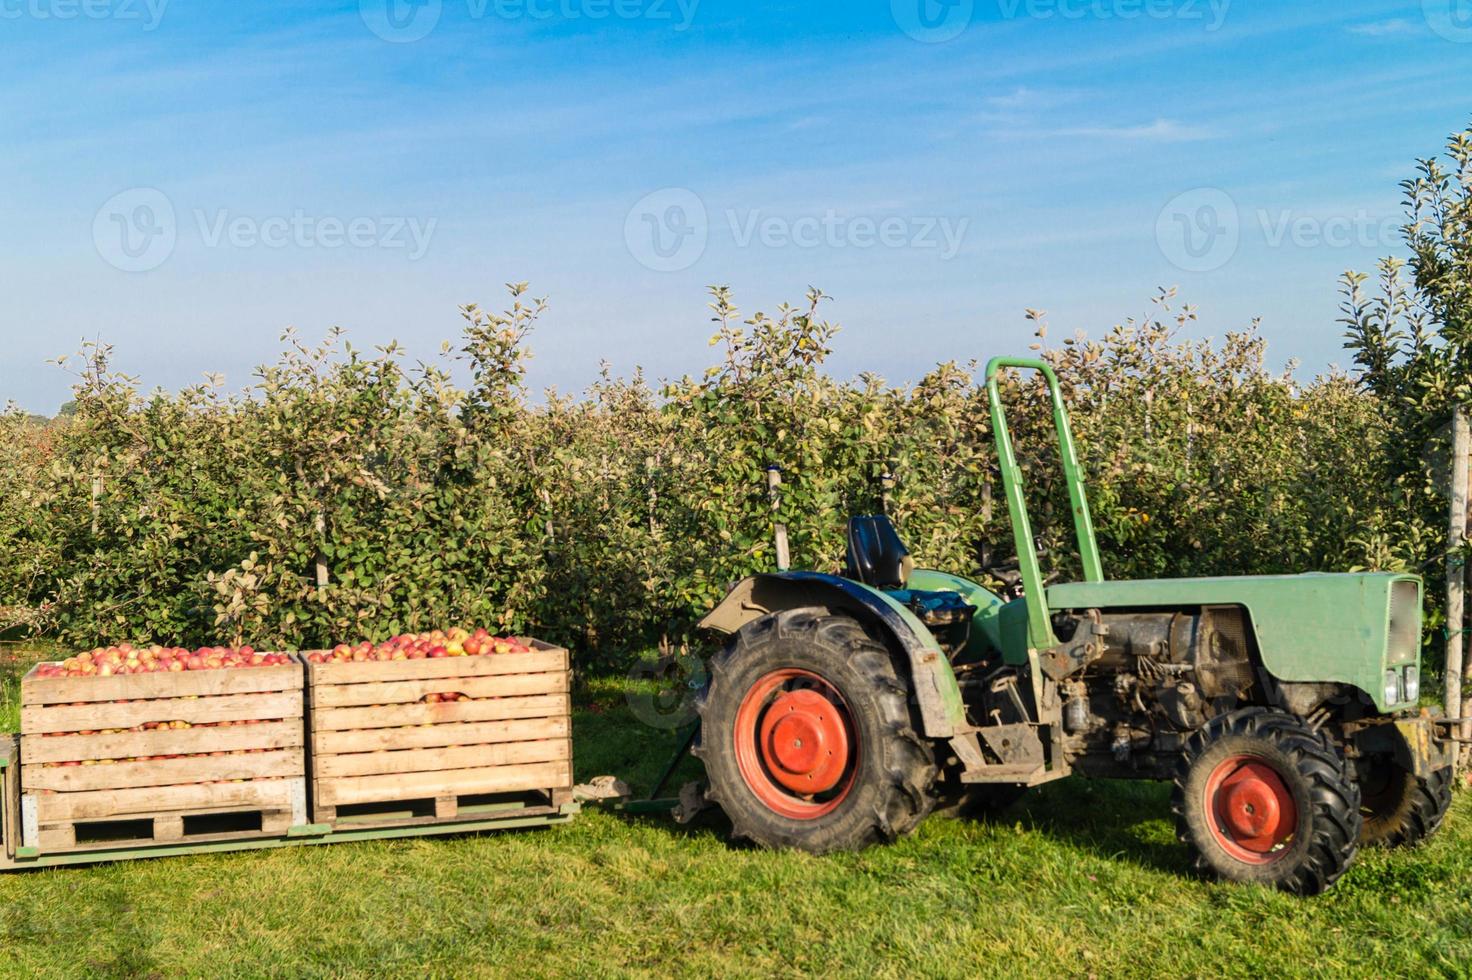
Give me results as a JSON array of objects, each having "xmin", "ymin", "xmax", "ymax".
[{"xmin": 984, "ymin": 356, "xmax": 1104, "ymax": 651}]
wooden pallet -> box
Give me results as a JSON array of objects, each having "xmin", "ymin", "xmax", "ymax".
[
  {"xmin": 306, "ymin": 640, "xmax": 573, "ymax": 826},
  {"xmin": 19, "ymin": 662, "xmax": 307, "ymax": 852}
]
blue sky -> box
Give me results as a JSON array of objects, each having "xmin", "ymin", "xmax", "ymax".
[{"xmin": 2, "ymin": 0, "xmax": 1470, "ymax": 413}]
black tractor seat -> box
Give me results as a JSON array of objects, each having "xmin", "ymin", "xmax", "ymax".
[{"xmin": 844, "ymin": 515, "xmax": 976, "ymax": 629}]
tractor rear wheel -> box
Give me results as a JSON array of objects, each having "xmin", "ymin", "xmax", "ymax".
[
  {"xmin": 695, "ymin": 609, "xmax": 938, "ymax": 854},
  {"xmin": 1358, "ymin": 758, "xmax": 1452, "ymax": 848},
  {"xmin": 1173, "ymin": 708, "xmax": 1361, "ymax": 895}
]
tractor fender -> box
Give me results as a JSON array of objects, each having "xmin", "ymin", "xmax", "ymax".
[{"xmin": 698, "ymin": 571, "xmax": 967, "ymax": 739}]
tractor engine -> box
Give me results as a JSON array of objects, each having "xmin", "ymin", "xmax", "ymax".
[{"xmin": 1046, "ymin": 606, "xmax": 1258, "ymax": 778}]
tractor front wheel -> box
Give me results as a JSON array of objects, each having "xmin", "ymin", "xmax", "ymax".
[
  {"xmin": 1173, "ymin": 708, "xmax": 1361, "ymax": 894},
  {"xmin": 695, "ymin": 609, "xmax": 938, "ymax": 854}
]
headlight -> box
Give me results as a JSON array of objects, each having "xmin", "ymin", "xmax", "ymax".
[
  {"xmin": 1403, "ymin": 665, "xmax": 1420, "ymax": 704},
  {"xmin": 1385, "ymin": 669, "xmax": 1403, "ymax": 706}
]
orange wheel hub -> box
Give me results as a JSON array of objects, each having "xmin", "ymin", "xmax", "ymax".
[
  {"xmin": 1205, "ymin": 754, "xmax": 1297, "ymax": 864},
  {"xmin": 734, "ymin": 669, "xmax": 858, "ymax": 820}
]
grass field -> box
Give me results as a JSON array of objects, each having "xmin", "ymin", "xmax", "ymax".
[{"xmin": 1, "ymin": 652, "xmax": 1470, "ymax": 978}]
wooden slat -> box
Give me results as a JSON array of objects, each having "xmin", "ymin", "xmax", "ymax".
[
  {"xmin": 315, "ymin": 739, "xmax": 567, "ymax": 778},
  {"xmin": 32, "ymin": 777, "xmax": 299, "ymax": 822},
  {"xmin": 311, "ymin": 670, "xmax": 568, "ymax": 708},
  {"xmin": 307, "ymin": 647, "xmax": 567, "ymax": 685},
  {"xmin": 22, "ymin": 662, "xmax": 301, "ymax": 705},
  {"xmin": 22, "ymin": 690, "xmax": 303, "ymax": 735},
  {"xmin": 311, "ymin": 716, "xmax": 568, "ymax": 755},
  {"xmin": 310, "ymin": 694, "xmax": 568, "ymax": 732},
  {"xmin": 37, "ymin": 825, "xmax": 76, "ymax": 851},
  {"xmin": 3, "ymin": 736, "xmax": 17, "ymax": 860},
  {"xmin": 316, "ymin": 761, "xmax": 571, "ymax": 807},
  {"xmin": 23, "ymin": 749, "xmax": 303, "ymax": 792},
  {"xmin": 21, "ymin": 720, "xmax": 304, "ymax": 764}
]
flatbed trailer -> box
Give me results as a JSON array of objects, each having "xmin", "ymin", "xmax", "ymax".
[
  {"xmin": 0, "ymin": 737, "xmax": 579, "ymax": 873},
  {"xmin": 0, "ymin": 642, "xmax": 582, "ymax": 872}
]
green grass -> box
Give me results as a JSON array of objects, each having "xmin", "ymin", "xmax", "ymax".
[
  {"xmin": 0, "ymin": 643, "xmax": 57, "ymax": 733},
  {"xmin": 1, "ymin": 669, "xmax": 1470, "ymax": 978}
]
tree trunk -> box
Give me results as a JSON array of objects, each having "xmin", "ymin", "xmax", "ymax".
[{"xmin": 1447, "ymin": 406, "xmax": 1469, "ymax": 771}]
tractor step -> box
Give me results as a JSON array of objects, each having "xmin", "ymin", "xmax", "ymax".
[{"xmin": 958, "ymin": 764, "xmax": 1069, "ymax": 786}]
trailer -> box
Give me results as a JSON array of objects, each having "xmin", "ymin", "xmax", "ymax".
[{"xmin": 0, "ymin": 641, "xmax": 579, "ymax": 871}]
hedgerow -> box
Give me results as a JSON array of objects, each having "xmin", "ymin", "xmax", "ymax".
[{"xmin": 0, "ymin": 283, "xmax": 1423, "ymax": 673}]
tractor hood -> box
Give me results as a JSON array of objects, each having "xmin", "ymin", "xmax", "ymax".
[{"xmin": 1047, "ymin": 571, "xmax": 1422, "ymax": 713}]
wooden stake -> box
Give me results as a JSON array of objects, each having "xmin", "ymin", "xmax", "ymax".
[
  {"xmin": 767, "ymin": 466, "xmax": 790, "ymax": 572},
  {"xmin": 1447, "ymin": 406, "xmax": 1469, "ymax": 771}
]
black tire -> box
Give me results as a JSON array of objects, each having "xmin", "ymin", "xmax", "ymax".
[
  {"xmin": 1172, "ymin": 707, "xmax": 1361, "ymax": 895},
  {"xmin": 1359, "ymin": 759, "xmax": 1453, "ymax": 848},
  {"xmin": 694, "ymin": 608, "xmax": 938, "ymax": 854}
]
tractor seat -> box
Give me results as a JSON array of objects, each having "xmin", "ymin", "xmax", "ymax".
[{"xmin": 845, "ymin": 515, "xmax": 914, "ymax": 590}]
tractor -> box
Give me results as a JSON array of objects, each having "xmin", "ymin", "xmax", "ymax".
[{"xmin": 693, "ymin": 356, "xmax": 1454, "ymax": 894}]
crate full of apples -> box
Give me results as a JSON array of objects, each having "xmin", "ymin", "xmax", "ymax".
[
  {"xmin": 302, "ymin": 628, "xmax": 572, "ymax": 825},
  {"xmin": 19, "ymin": 644, "xmax": 307, "ymax": 852}
]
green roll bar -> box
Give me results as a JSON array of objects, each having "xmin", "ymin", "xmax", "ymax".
[{"xmin": 983, "ymin": 356, "xmax": 1104, "ymax": 650}]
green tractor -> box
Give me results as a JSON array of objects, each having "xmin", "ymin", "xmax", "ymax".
[{"xmin": 694, "ymin": 356, "xmax": 1454, "ymax": 894}]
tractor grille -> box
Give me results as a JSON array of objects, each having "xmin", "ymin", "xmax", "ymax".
[{"xmin": 1387, "ymin": 580, "xmax": 1421, "ymax": 666}]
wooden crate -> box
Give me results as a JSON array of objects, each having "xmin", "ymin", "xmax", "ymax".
[
  {"xmin": 19, "ymin": 663, "xmax": 307, "ymax": 852},
  {"xmin": 305, "ymin": 640, "xmax": 573, "ymax": 826}
]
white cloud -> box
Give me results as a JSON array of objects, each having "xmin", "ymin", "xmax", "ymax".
[
  {"xmin": 1346, "ymin": 19, "xmax": 1418, "ymax": 37},
  {"xmin": 1054, "ymin": 119, "xmax": 1217, "ymax": 143}
]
